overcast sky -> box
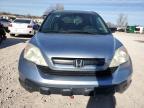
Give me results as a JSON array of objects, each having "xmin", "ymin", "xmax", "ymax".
[{"xmin": 0, "ymin": 0, "xmax": 144, "ymax": 25}]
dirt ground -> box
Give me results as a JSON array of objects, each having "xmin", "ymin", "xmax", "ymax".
[{"xmin": 0, "ymin": 32, "xmax": 144, "ymax": 108}]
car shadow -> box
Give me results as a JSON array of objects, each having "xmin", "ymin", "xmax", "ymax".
[
  {"xmin": 0, "ymin": 37, "xmax": 29, "ymax": 49},
  {"xmin": 86, "ymin": 95, "xmax": 116, "ymax": 108}
]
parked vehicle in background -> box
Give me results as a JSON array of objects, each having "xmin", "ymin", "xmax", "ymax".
[
  {"xmin": 134, "ymin": 26, "xmax": 144, "ymax": 34},
  {"xmin": 0, "ymin": 18, "xmax": 11, "ymax": 31},
  {"xmin": 117, "ymin": 27, "xmax": 126, "ymax": 32},
  {"xmin": 126, "ymin": 26, "xmax": 144, "ymax": 34},
  {"xmin": 9, "ymin": 19, "xmax": 38, "ymax": 36},
  {"xmin": 19, "ymin": 10, "xmax": 133, "ymax": 96},
  {"xmin": 33, "ymin": 18, "xmax": 44, "ymax": 26},
  {"xmin": 9, "ymin": 16, "xmax": 16, "ymax": 21},
  {"xmin": 0, "ymin": 23, "xmax": 7, "ymax": 44},
  {"xmin": 126, "ymin": 26, "xmax": 136, "ymax": 33}
]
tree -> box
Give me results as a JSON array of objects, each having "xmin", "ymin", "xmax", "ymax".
[
  {"xmin": 117, "ymin": 14, "xmax": 128, "ymax": 28},
  {"xmin": 106, "ymin": 22, "xmax": 116, "ymax": 28},
  {"xmin": 43, "ymin": 3, "xmax": 64, "ymax": 17},
  {"xmin": 55, "ymin": 3, "xmax": 64, "ymax": 10}
]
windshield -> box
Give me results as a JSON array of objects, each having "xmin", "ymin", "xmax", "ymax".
[
  {"xmin": 40, "ymin": 12, "xmax": 110, "ymax": 34},
  {"xmin": 14, "ymin": 19, "xmax": 31, "ymax": 24}
]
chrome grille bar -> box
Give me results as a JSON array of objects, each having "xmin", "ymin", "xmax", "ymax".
[{"xmin": 52, "ymin": 58, "xmax": 105, "ymax": 66}]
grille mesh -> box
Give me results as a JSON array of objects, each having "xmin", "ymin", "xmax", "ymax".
[{"xmin": 52, "ymin": 58, "xmax": 105, "ymax": 66}]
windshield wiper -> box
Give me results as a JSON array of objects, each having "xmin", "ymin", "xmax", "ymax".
[
  {"xmin": 40, "ymin": 30, "xmax": 97, "ymax": 34},
  {"xmin": 40, "ymin": 30, "xmax": 109, "ymax": 35}
]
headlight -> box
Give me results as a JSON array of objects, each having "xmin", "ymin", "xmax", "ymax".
[
  {"xmin": 109, "ymin": 46, "xmax": 129, "ymax": 67},
  {"xmin": 24, "ymin": 43, "xmax": 47, "ymax": 66}
]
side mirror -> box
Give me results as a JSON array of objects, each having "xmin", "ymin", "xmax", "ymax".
[
  {"xmin": 33, "ymin": 25, "xmax": 39, "ymax": 31},
  {"xmin": 109, "ymin": 27, "xmax": 117, "ymax": 33}
]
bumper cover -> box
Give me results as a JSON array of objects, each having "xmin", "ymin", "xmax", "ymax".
[
  {"xmin": 9, "ymin": 28, "xmax": 35, "ymax": 35},
  {"xmin": 19, "ymin": 78, "xmax": 131, "ymax": 96}
]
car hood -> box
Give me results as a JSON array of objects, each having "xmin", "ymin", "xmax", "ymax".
[{"xmin": 33, "ymin": 33, "xmax": 115, "ymax": 60}]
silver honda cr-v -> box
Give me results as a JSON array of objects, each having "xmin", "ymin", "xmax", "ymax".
[{"xmin": 18, "ymin": 10, "xmax": 132, "ymax": 96}]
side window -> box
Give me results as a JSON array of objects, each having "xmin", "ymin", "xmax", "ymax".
[
  {"xmin": 74, "ymin": 16, "xmax": 83, "ymax": 25},
  {"xmin": 62, "ymin": 17, "xmax": 73, "ymax": 24}
]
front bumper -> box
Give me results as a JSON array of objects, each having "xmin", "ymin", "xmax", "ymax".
[
  {"xmin": 19, "ymin": 78, "xmax": 131, "ymax": 96},
  {"xmin": 9, "ymin": 28, "xmax": 35, "ymax": 35},
  {"xmin": 18, "ymin": 52, "xmax": 133, "ymax": 96}
]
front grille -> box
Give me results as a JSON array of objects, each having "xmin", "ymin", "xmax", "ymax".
[
  {"xmin": 37, "ymin": 65, "xmax": 117, "ymax": 77},
  {"xmin": 52, "ymin": 58, "xmax": 105, "ymax": 67}
]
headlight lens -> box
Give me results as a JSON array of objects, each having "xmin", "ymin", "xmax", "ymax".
[
  {"xmin": 109, "ymin": 46, "xmax": 129, "ymax": 67},
  {"xmin": 24, "ymin": 43, "xmax": 47, "ymax": 66}
]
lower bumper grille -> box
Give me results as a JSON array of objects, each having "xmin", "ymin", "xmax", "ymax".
[{"xmin": 37, "ymin": 65, "xmax": 117, "ymax": 77}]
